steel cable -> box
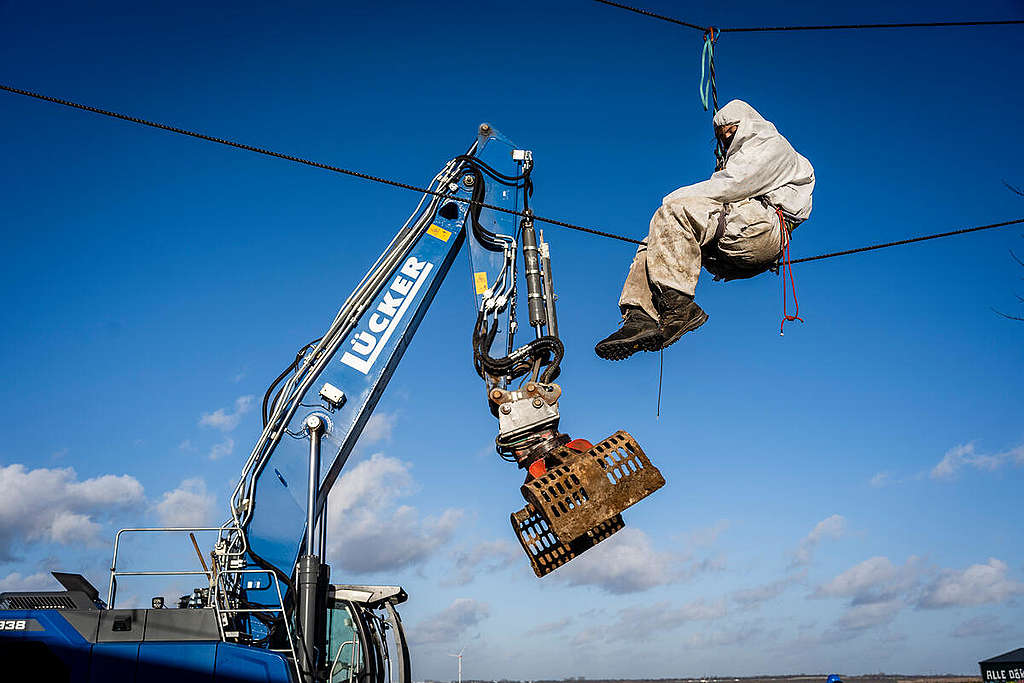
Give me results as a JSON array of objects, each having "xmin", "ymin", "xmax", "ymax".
[
  {"xmin": 0, "ymin": 84, "xmax": 641, "ymax": 246},
  {"xmin": 2, "ymin": 84, "xmax": 1021, "ymax": 263},
  {"xmin": 592, "ymin": 0, "xmax": 707, "ymax": 30},
  {"xmin": 592, "ymin": 0, "xmax": 1024, "ymax": 32},
  {"xmin": 787, "ymin": 218, "xmax": 1024, "ymax": 265}
]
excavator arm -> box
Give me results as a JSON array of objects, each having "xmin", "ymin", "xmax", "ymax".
[{"xmin": 215, "ymin": 125, "xmax": 664, "ymax": 601}]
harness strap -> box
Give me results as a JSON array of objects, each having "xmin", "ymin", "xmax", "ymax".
[
  {"xmin": 778, "ymin": 208, "xmax": 803, "ymax": 335},
  {"xmin": 713, "ymin": 202, "xmax": 730, "ymax": 243}
]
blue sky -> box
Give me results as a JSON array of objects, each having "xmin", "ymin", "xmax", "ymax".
[{"xmin": 1, "ymin": 0, "xmax": 1023, "ymax": 678}]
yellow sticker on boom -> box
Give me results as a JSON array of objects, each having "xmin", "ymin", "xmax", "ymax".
[
  {"xmin": 427, "ymin": 224, "xmax": 451, "ymax": 242},
  {"xmin": 474, "ymin": 272, "xmax": 489, "ymax": 295}
]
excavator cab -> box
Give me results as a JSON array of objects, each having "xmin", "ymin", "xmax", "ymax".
[{"xmin": 325, "ymin": 585, "xmax": 410, "ymax": 683}]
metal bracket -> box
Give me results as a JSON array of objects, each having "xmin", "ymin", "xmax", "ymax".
[{"xmin": 491, "ymin": 382, "xmax": 561, "ymax": 443}]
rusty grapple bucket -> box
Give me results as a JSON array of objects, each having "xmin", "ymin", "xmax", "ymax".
[{"xmin": 510, "ymin": 430, "xmax": 664, "ymax": 577}]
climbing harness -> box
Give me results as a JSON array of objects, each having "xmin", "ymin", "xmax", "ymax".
[{"xmin": 777, "ymin": 208, "xmax": 803, "ymax": 335}]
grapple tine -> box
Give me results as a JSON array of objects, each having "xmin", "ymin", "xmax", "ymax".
[{"xmin": 510, "ymin": 506, "xmax": 625, "ymax": 578}]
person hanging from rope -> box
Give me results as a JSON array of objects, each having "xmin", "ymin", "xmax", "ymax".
[{"xmin": 595, "ymin": 99, "xmax": 816, "ymax": 360}]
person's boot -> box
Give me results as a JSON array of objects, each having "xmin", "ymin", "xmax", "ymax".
[
  {"xmin": 595, "ymin": 307, "xmax": 661, "ymax": 361},
  {"xmin": 655, "ymin": 289, "xmax": 708, "ymax": 349}
]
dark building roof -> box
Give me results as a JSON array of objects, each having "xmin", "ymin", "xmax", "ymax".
[{"xmin": 980, "ymin": 648, "xmax": 1024, "ymax": 664}]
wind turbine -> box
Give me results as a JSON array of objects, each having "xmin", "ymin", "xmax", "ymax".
[{"xmin": 448, "ymin": 647, "xmax": 465, "ymax": 683}]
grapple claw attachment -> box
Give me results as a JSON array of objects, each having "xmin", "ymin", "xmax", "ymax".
[
  {"xmin": 509, "ymin": 430, "xmax": 664, "ymax": 577},
  {"xmin": 523, "ymin": 430, "xmax": 664, "ymax": 543}
]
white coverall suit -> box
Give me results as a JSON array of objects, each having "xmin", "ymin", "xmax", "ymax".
[{"xmin": 619, "ymin": 100, "xmax": 816, "ymax": 320}]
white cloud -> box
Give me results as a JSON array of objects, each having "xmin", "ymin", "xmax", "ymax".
[
  {"xmin": 0, "ymin": 464, "xmax": 144, "ymax": 561},
  {"xmin": 685, "ymin": 624, "xmax": 764, "ymax": 648},
  {"xmin": 325, "ymin": 454, "xmax": 462, "ymax": 574},
  {"xmin": 208, "ymin": 437, "xmax": 235, "ymax": 461},
  {"xmin": 361, "ymin": 412, "xmax": 397, "ymax": 445},
  {"xmin": 0, "ymin": 571, "xmax": 58, "ymax": 592},
  {"xmin": 685, "ymin": 519, "xmax": 731, "ymax": 547},
  {"xmin": 791, "ymin": 514, "xmax": 846, "ymax": 567},
  {"xmin": 199, "ymin": 395, "xmax": 254, "ymax": 432},
  {"xmin": 570, "ymin": 625, "xmax": 607, "ymax": 647},
  {"xmin": 870, "ymin": 472, "xmax": 891, "ymax": 487},
  {"xmin": 154, "ymin": 478, "xmax": 216, "ymax": 528},
  {"xmin": 917, "ymin": 558, "xmax": 1024, "ymax": 608},
  {"xmin": 814, "ymin": 556, "xmax": 922, "ymax": 605},
  {"xmin": 810, "ymin": 555, "xmax": 1024, "ymax": 641},
  {"xmin": 572, "ymin": 599, "xmax": 727, "ymax": 644},
  {"xmin": 952, "ymin": 615, "xmax": 1010, "ymax": 638},
  {"xmin": 411, "ymin": 598, "xmax": 490, "ymax": 644},
  {"xmin": 931, "ymin": 442, "xmax": 1024, "ymax": 479},
  {"xmin": 812, "ymin": 556, "xmax": 924, "ymax": 638},
  {"xmin": 555, "ymin": 528, "xmax": 681, "ymax": 594},
  {"xmin": 653, "ymin": 598, "xmax": 728, "ymax": 623},
  {"xmin": 836, "ymin": 598, "xmax": 903, "ymax": 631},
  {"xmin": 49, "ymin": 512, "xmax": 101, "ymax": 545},
  {"xmin": 445, "ymin": 540, "xmax": 521, "ymax": 586},
  {"xmin": 524, "ymin": 617, "xmax": 573, "ymax": 636},
  {"xmin": 732, "ymin": 573, "xmax": 802, "ymax": 609}
]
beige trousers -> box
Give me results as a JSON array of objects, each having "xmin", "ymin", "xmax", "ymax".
[{"xmin": 619, "ymin": 196, "xmax": 784, "ymax": 320}]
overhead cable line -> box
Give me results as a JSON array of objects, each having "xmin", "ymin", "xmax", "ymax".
[
  {"xmin": 787, "ymin": 218, "xmax": 1024, "ymax": 265},
  {"xmin": 2, "ymin": 84, "xmax": 1021, "ymax": 266},
  {"xmin": 0, "ymin": 84, "xmax": 639, "ymax": 246},
  {"xmin": 593, "ymin": 0, "xmax": 1024, "ymax": 32},
  {"xmin": 592, "ymin": 0, "xmax": 707, "ymax": 30}
]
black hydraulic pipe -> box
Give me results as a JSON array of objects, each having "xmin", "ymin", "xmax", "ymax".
[
  {"xmin": 521, "ymin": 216, "xmax": 547, "ymax": 332},
  {"xmin": 318, "ymin": 496, "xmax": 328, "ymax": 559},
  {"xmin": 305, "ymin": 415, "xmax": 323, "ymax": 558},
  {"xmin": 297, "ymin": 415, "xmax": 325, "ymax": 681},
  {"xmin": 296, "ymin": 555, "xmax": 321, "ymax": 681},
  {"xmin": 539, "ymin": 231, "xmax": 559, "ymax": 339}
]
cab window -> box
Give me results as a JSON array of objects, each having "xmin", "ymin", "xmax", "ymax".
[{"xmin": 326, "ymin": 602, "xmax": 365, "ymax": 682}]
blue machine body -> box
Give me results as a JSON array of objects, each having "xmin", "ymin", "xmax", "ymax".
[{"xmin": 0, "ymin": 608, "xmax": 292, "ymax": 682}]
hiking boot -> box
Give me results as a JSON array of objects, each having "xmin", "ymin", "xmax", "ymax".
[
  {"xmin": 595, "ymin": 307, "xmax": 660, "ymax": 361},
  {"xmin": 655, "ymin": 289, "xmax": 708, "ymax": 349}
]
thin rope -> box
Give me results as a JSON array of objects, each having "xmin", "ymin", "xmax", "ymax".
[
  {"xmin": 0, "ymin": 84, "xmax": 642, "ymax": 246},
  {"xmin": 656, "ymin": 348, "xmax": 664, "ymax": 419},
  {"xmin": 592, "ymin": 0, "xmax": 1024, "ymax": 32}
]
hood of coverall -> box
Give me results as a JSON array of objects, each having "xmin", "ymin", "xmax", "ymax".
[
  {"xmin": 663, "ymin": 99, "xmax": 815, "ymax": 222},
  {"xmin": 713, "ymin": 99, "xmax": 774, "ymax": 157}
]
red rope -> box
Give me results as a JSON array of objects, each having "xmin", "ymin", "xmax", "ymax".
[{"xmin": 779, "ymin": 208, "xmax": 803, "ymax": 335}]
